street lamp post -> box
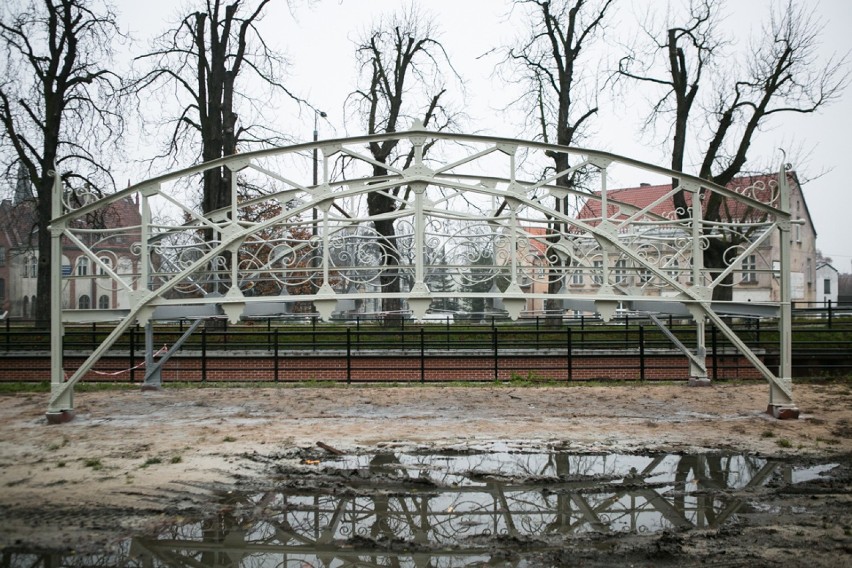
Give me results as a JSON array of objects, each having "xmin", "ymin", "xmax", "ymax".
[
  {"xmin": 312, "ymin": 110, "xmax": 327, "ymax": 293},
  {"xmin": 312, "ymin": 110, "xmax": 326, "ymax": 187}
]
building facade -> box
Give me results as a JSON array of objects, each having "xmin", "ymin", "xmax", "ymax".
[
  {"xmin": 0, "ymin": 185, "xmax": 142, "ymax": 319},
  {"xmin": 816, "ymin": 263, "xmax": 839, "ymax": 307},
  {"xmin": 569, "ymin": 172, "xmax": 818, "ymax": 307}
]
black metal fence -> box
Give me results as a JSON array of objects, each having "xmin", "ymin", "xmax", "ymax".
[{"xmin": 2, "ymin": 307, "xmax": 850, "ymax": 382}]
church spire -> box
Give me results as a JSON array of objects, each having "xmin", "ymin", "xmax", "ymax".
[{"xmin": 14, "ymin": 163, "xmax": 33, "ymax": 204}]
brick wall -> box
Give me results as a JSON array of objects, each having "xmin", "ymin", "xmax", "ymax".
[{"xmin": 0, "ymin": 351, "xmax": 765, "ymax": 383}]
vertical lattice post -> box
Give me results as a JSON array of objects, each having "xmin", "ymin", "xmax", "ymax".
[
  {"xmin": 688, "ymin": 183, "xmax": 709, "ymax": 385},
  {"xmin": 47, "ymin": 169, "xmax": 73, "ymax": 422},
  {"xmin": 769, "ymin": 167, "xmax": 798, "ymax": 418}
]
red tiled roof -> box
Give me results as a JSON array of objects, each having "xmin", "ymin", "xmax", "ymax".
[
  {"xmin": 577, "ymin": 173, "xmax": 792, "ymax": 223},
  {"xmin": 522, "ymin": 226, "xmax": 549, "ymax": 255},
  {"xmin": 0, "ymin": 196, "xmax": 142, "ymax": 250}
]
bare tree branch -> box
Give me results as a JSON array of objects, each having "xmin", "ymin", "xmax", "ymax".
[
  {"xmin": 0, "ymin": 0, "xmax": 125, "ymax": 324},
  {"xmin": 618, "ymin": 0, "xmax": 849, "ymax": 300}
]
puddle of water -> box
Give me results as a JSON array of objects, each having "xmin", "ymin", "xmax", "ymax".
[{"xmin": 1, "ymin": 452, "xmax": 838, "ymax": 567}]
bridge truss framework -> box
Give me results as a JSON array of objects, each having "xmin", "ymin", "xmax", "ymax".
[{"xmin": 46, "ymin": 124, "xmax": 798, "ymax": 421}]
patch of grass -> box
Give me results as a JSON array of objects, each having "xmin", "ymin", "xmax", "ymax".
[
  {"xmin": 775, "ymin": 438, "xmax": 792, "ymax": 448},
  {"xmin": 295, "ymin": 380, "xmax": 338, "ymax": 389},
  {"xmin": 0, "ymin": 382, "xmax": 51, "ymax": 393},
  {"xmin": 508, "ymin": 372, "xmax": 553, "ymax": 386},
  {"xmin": 141, "ymin": 457, "xmax": 162, "ymax": 468},
  {"xmin": 47, "ymin": 437, "xmax": 69, "ymax": 452},
  {"xmin": 77, "ymin": 383, "xmax": 138, "ymax": 393},
  {"xmin": 761, "ymin": 430, "xmax": 775, "ymax": 439},
  {"xmin": 56, "ymin": 461, "xmax": 66, "ymax": 468},
  {"xmin": 83, "ymin": 458, "xmax": 103, "ymax": 470},
  {"xmin": 223, "ymin": 436, "xmax": 237, "ymax": 442},
  {"xmin": 170, "ymin": 455, "xmax": 183, "ymax": 464}
]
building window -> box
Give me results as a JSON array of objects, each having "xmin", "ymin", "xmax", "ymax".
[
  {"xmin": 0, "ymin": 246, "xmax": 5, "ymax": 267},
  {"xmin": 666, "ymin": 258, "xmax": 679, "ymax": 282},
  {"xmin": 824, "ymin": 279, "xmax": 831, "ymax": 295},
  {"xmin": 592, "ymin": 260, "xmax": 603, "ymax": 285},
  {"xmin": 614, "ymin": 259, "xmax": 628, "ymax": 285},
  {"xmin": 22, "ymin": 295, "xmax": 28, "ymax": 318},
  {"xmin": 639, "ymin": 268, "xmax": 652, "ymax": 284},
  {"xmin": 27, "ymin": 255, "xmax": 38, "ymax": 278},
  {"xmin": 98, "ymin": 295, "xmax": 110, "ymax": 309},
  {"xmin": 571, "ymin": 269, "xmax": 584, "ymax": 285},
  {"xmin": 742, "ymin": 255, "xmax": 757, "ymax": 283},
  {"xmin": 76, "ymin": 257, "xmax": 89, "ymax": 276},
  {"xmin": 78, "ymin": 295, "xmax": 90, "ymax": 309},
  {"xmin": 97, "ymin": 256, "xmax": 112, "ymax": 276}
]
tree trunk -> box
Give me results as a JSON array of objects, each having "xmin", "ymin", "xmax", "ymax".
[
  {"xmin": 34, "ymin": 177, "xmax": 53, "ymax": 327},
  {"xmin": 367, "ymin": 178, "xmax": 403, "ymax": 325}
]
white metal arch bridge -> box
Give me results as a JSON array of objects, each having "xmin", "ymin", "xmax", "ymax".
[{"xmin": 46, "ymin": 123, "xmax": 798, "ymax": 421}]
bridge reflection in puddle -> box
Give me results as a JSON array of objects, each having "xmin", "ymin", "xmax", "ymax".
[{"xmin": 4, "ymin": 452, "xmax": 838, "ymax": 567}]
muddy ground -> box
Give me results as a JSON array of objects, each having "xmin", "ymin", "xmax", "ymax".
[{"xmin": 1, "ymin": 380, "xmax": 851, "ymax": 566}]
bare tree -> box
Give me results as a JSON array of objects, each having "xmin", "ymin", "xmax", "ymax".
[
  {"xmin": 0, "ymin": 0, "xmax": 124, "ymax": 324},
  {"xmin": 346, "ymin": 5, "xmax": 461, "ymax": 319},
  {"xmin": 129, "ymin": 0, "xmax": 300, "ymax": 216},
  {"xmin": 502, "ymin": 0, "xmax": 615, "ymax": 319},
  {"xmin": 619, "ymin": 0, "xmax": 848, "ymax": 300}
]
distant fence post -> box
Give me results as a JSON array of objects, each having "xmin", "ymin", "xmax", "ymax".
[
  {"xmin": 420, "ymin": 327, "xmax": 425, "ymax": 384},
  {"xmin": 346, "ymin": 327, "xmax": 352, "ymax": 385},
  {"xmin": 493, "ymin": 326, "xmax": 499, "ymax": 382},
  {"xmin": 201, "ymin": 328, "xmax": 207, "ymax": 382},
  {"xmin": 566, "ymin": 326, "xmax": 572, "ymax": 382},
  {"xmin": 273, "ymin": 329, "xmax": 279, "ymax": 383},
  {"xmin": 711, "ymin": 324, "xmax": 718, "ymax": 382},
  {"xmin": 639, "ymin": 325, "xmax": 645, "ymax": 382},
  {"xmin": 129, "ymin": 326, "xmax": 136, "ymax": 383}
]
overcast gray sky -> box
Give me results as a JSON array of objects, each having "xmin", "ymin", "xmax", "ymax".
[{"xmin": 120, "ymin": 0, "xmax": 852, "ymax": 270}]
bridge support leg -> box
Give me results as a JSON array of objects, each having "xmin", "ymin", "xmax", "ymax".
[
  {"xmin": 767, "ymin": 380, "xmax": 799, "ymax": 419},
  {"xmin": 768, "ymin": 167, "xmax": 799, "ymax": 420},
  {"xmin": 46, "ymin": 169, "xmax": 75, "ymax": 424},
  {"xmin": 688, "ymin": 319, "xmax": 710, "ymax": 387},
  {"xmin": 141, "ymin": 322, "xmax": 162, "ymax": 391}
]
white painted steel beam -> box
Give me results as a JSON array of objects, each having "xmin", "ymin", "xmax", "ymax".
[{"xmin": 47, "ymin": 124, "xmax": 796, "ymax": 420}]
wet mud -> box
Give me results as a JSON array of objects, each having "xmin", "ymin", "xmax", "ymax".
[
  {"xmin": 3, "ymin": 448, "xmax": 851, "ymax": 567},
  {"xmin": 2, "ymin": 382, "xmax": 852, "ymax": 565}
]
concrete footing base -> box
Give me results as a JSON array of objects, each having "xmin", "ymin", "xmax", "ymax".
[
  {"xmin": 45, "ymin": 410, "xmax": 76, "ymax": 424},
  {"xmin": 688, "ymin": 377, "xmax": 712, "ymax": 387},
  {"xmin": 140, "ymin": 384, "xmax": 163, "ymax": 392},
  {"xmin": 767, "ymin": 405, "xmax": 800, "ymax": 420}
]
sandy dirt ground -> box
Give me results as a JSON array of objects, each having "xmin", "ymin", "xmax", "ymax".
[{"xmin": 1, "ymin": 380, "xmax": 851, "ymax": 564}]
